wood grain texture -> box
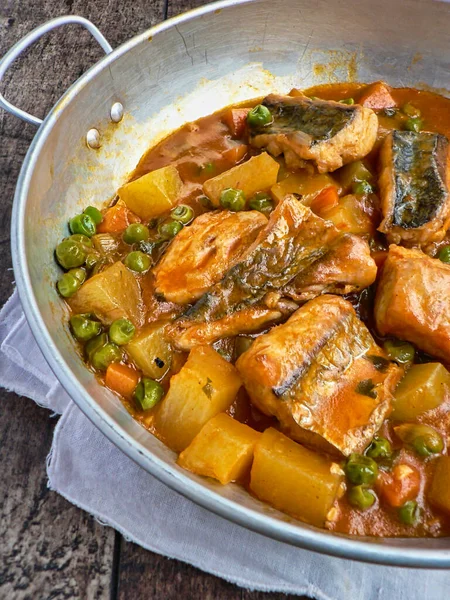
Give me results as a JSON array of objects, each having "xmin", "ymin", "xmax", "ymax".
[
  {"xmin": 0, "ymin": 1, "xmax": 309, "ymax": 598},
  {"xmin": 0, "ymin": 392, "xmax": 116, "ymax": 599},
  {"xmin": 117, "ymin": 539, "xmax": 242, "ymax": 600}
]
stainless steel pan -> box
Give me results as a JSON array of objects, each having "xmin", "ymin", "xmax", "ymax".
[{"xmin": 2, "ymin": 0, "xmax": 450, "ymax": 567}]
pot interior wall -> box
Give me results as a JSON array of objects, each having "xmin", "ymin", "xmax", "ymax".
[{"xmin": 18, "ymin": 0, "xmax": 450, "ymax": 558}]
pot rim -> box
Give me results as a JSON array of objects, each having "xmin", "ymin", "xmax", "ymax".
[{"xmin": 11, "ymin": 0, "xmax": 450, "ymax": 567}]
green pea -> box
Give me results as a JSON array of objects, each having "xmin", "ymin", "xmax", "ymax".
[
  {"xmin": 412, "ymin": 432, "xmax": 444, "ymax": 457},
  {"xmin": 220, "ymin": 188, "xmax": 246, "ymax": 211},
  {"xmin": 124, "ymin": 251, "xmax": 152, "ymax": 273},
  {"xmin": 70, "ymin": 314, "xmax": 102, "ymax": 342},
  {"xmin": 56, "ymin": 239, "xmax": 87, "ymax": 270},
  {"xmin": 69, "ymin": 213, "xmax": 97, "ymax": 238},
  {"xmin": 85, "ymin": 253, "xmax": 100, "ymax": 270},
  {"xmin": 402, "ymin": 103, "xmax": 421, "ymax": 118},
  {"xmin": 71, "ymin": 268, "xmax": 86, "ymax": 284},
  {"xmin": 247, "ymin": 104, "xmax": 272, "ymax": 128},
  {"xmin": 383, "ymin": 339, "xmax": 415, "ymax": 364},
  {"xmin": 352, "ymin": 180, "xmax": 374, "ymax": 195},
  {"xmin": 123, "ymin": 223, "xmax": 150, "ymax": 244},
  {"xmin": 171, "ymin": 204, "xmax": 195, "ymax": 224},
  {"xmin": 347, "ymin": 485, "xmax": 376, "ymax": 510},
  {"xmin": 57, "ymin": 271, "xmax": 83, "ymax": 298},
  {"xmin": 249, "ymin": 192, "xmax": 274, "ymax": 215},
  {"xmin": 339, "ymin": 98, "xmax": 355, "ymax": 105},
  {"xmin": 394, "ymin": 423, "xmax": 444, "ymax": 457},
  {"xmin": 91, "ymin": 342, "xmax": 123, "ymax": 371},
  {"xmin": 68, "ymin": 234, "xmax": 93, "ymax": 247},
  {"xmin": 345, "ymin": 454, "xmax": 378, "ymax": 485},
  {"xmin": 109, "ymin": 318, "xmax": 135, "ymax": 345},
  {"xmin": 365, "ymin": 436, "xmax": 392, "ymax": 460},
  {"xmin": 438, "ymin": 245, "xmax": 450, "ymax": 264},
  {"xmin": 134, "ymin": 377, "xmax": 164, "ymax": 410},
  {"xmin": 84, "ymin": 206, "xmax": 103, "ymax": 225},
  {"xmin": 158, "ymin": 220, "xmax": 183, "ymax": 240},
  {"xmin": 398, "ymin": 500, "xmax": 420, "ymax": 525},
  {"xmin": 85, "ymin": 333, "xmax": 108, "ymax": 361},
  {"xmin": 405, "ymin": 117, "xmax": 423, "ymax": 133}
]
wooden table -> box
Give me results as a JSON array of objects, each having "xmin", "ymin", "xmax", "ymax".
[{"xmin": 0, "ymin": 2, "xmax": 309, "ymax": 598}]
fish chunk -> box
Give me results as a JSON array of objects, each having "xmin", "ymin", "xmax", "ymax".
[
  {"xmin": 375, "ymin": 244, "xmax": 450, "ymax": 362},
  {"xmin": 170, "ymin": 196, "xmax": 341, "ymax": 350},
  {"xmin": 153, "ymin": 210, "xmax": 267, "ymax": 304},
  {"xmin": 378, "ymin": 131, "xmax": 450, "ymax": 244},
  {"xmin": 236, "ymin": 295, "xmax": 402, "ymax": 456},
  {"xmin": 248, "ymin": 94, "xmax": 378, "ymax": 173},
  {"xmin": 283, "ymin": 234, "xmax": 377, "ymax": 302},
  {"xmin": 169, "ymin": 306, "xmax": 284, "ymax": 350}
]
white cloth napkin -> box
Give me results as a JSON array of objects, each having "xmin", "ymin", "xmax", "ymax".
[{"xmin": 1, "ymin": 288, "xmax": 450, "ymax": 599}]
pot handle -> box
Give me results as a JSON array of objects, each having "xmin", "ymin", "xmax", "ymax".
[{"xmin": 0, "ymin": 15, "xmax": 113, "ymax": 127}]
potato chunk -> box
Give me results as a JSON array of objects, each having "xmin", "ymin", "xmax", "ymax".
[
  {"xmin": 154, "ymin": 210, "xmax": 267, "ymax": 304},
  {"xmin": 250, "ymin": 428, "xmax": 343, "ymax": 527},
  {"xmin": 270, "ymin": 172, "xmax": 340, "ymax": 204},
  {"xmin": 324, "ymin": 194, "xmax": 375, "ymax": 236},
  {"xmin": 118, "ymin": 166, "xmax": 183, "ymax": 220},
  {"xmin": 126, "ymin": 323, "xmax": 172, "ymax": 379},
  {"xmin": 391, "ymin": 363, "xmax": 450, "ymax": 421},
  {"xmin": 68, "ymin": 261, "xmax": 143, "ymax": 326},
  {"xmin": 429, "ymin": 456, "xmax": 450, "ymax": 516},
  {"xmin": 177, "ymin": 413, "xmax": 260, "ymax": 484},
  {"xmin": 237, "ymin": 295, "xmax": 402, "ymax": 456},
  {"xmin": 375, "ymin": 245, "xmax": 450, "ymax": 362},
  {"xmin": 154, "ymin": 346, "xmax": 242, "ymax": 452},
  {"xmin": 203, "ymin": 153, "xmax": 279, "ymax": 206}
]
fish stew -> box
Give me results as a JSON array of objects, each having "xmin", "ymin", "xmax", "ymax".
[{"xmin": 54, "ymin": 82, "xmax": 450, "ymax": 537}]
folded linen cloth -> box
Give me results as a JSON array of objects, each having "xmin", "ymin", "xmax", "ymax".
[{"xmin": 1, "ymin": 288, "xmax": 450, "ymax": 600}]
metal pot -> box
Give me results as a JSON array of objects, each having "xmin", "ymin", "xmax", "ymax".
[{"xmin": 2, "ymin": 0, "xmax": 450, "ymax": 567}]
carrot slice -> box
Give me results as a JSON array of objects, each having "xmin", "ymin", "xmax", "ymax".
[
  {"xmin": 376, "ymin": 464, "xmax": 420, "ymax": 507},
  {"xmin": 309, "ymin": 186, "xmax": 339, "ymax": 217},
  {"xmin": 223, "ymin": 144, "xmax": 248, "ymax": 164},
  {"xmin": 359, "ymin": 82, "xmax": 396, "ymax": 110},
  {"xmin": 97, "ymin": 201, "xmax": 140, "ymax": 233},
  {"xmin": 222, "ymin": 108, "xmax": 250, "ymax": 138},
  {"xmin": 105, "ymin": 363, "xmax": 140, "ymax": 399}
]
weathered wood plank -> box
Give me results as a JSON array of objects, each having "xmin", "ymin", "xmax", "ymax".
[
  {"xmin": 0, "ymin": 391, "xmax": 116, "ymax": 599},
  {"xmin": 167, "ymin": 0, "xmax": 209, "ymax": 17},
  {"xmin": 117, "ymin": 540, "xmax": 242, "ymax": 600}
]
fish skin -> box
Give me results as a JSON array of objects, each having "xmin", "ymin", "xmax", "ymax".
[
  {"xmin": 249, "ymin": 94, "xmax": 355, "ymax": 143},
  {"xmin": 236, "ymin": 295, "xmax": 403, "ymax": 457},
  {"xmin": 282, "ymin": 234, "xmax": 377, "ymax": 302},
  {"xmin": 248, "ymin": 94, "xmax": 378, "ymax": 173},
  {"xmin": 177, "ymin": 196, "xmax": 340, "ymax": 324},
  {"xmin": 168, "ymin": 197, "xmax": 341, "ymax": 350},
  {"xmin": 379, "ymin": 131, "xmax": 450, "ymax": 243}
]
